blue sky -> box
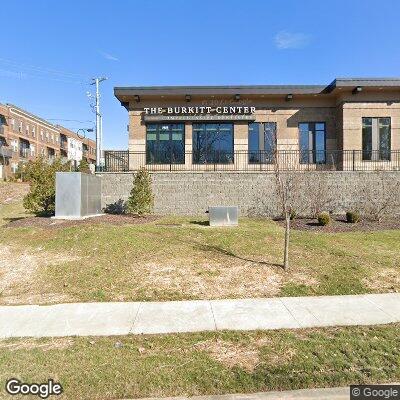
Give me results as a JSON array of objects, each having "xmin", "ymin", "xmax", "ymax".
[{"xmin": 1, "ymin": 0, "xmax": 399, "ymax": 149}]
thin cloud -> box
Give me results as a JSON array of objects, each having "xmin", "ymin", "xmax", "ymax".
[
  {"xmin": 274, "ymin": 31, "xmax": 311, "ymax": 49},
  {"xmin": 99, "ymin": 51, "xmax": 119, "ymax": 61},
  {"xmin": 0, "ymin": 68, "xmax": 27, "ymax": 79}
]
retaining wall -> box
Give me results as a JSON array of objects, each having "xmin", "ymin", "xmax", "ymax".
[{"xmin": 97, "ymin": 172, "xmax": 400, "ymax": 217}]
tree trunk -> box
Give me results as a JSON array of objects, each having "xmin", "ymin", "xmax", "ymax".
[{"xmin": 283, "ymin": 211, "xmax": 290, "ymax": 270}]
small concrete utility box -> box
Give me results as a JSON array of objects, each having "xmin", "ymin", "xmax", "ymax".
[
  {"xmin": 55, "ymin": 172, "xmax": 102, "ymax": 219},
  {"xmin": 209, "ymin": 206, "xmax": 238, "ymax": 227}
]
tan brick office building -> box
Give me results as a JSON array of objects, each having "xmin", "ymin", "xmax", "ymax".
[
  {"xmin": 111, "ymin": 78, "xmax": 400, "ymax": 172},
  {"xmin": 0, "ymin": 103, "xmax": 96, "ymax": 178}
]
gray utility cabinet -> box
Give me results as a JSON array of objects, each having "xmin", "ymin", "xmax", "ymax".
[
  {"xmin": 55, "ymin": 172, "xmax": 102, "ymax": 219},
  {"xmin": 209, "ymin": 206, "xmax": 238, "ymax": 226}
]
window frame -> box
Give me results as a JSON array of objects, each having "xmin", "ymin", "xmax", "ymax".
[
  {"xmin": 298, "ymin": 122, "xmax": 326, "ymax": 164},
  {"xmin": 192, "ymin": 122, "xmax": 234, "ymax": 164},
  {"xmin": 362, "ymin": 117, "xmax": 391, "ymax": 161},
  {"xmin": 248, "ymin": 122, "xmax": 277, "ymax": 164},
  {"xmin": 145, "ymin": 123, "xmax": 186, "ymax": 165}
]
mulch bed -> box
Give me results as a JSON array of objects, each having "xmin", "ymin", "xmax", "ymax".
[
  {"xmin": 5, "ymin": 214, "xmax": 159, "ymax": 229},
  {"xmin": 279, "ymin": 216, "xmax": 400, "ymax": 232}
]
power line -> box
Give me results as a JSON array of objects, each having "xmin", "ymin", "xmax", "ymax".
[
  {"xmin": 0, "ymin": 57, "xmax": 89, "ymax": 79},
  {"xmin": 46, "ymin": 118, "xmax": 94, "ymax": 123},
  {"xmin": 0, "ymin": 57, "xmax": 90, "ymax": 85}
]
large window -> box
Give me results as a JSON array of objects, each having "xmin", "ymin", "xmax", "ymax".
[
  {"xmin": 19, "ymin": 138, "xmax": 30, "ymax": 158},
  {"xmin": 192, "ymin": 123, "xmax": 234, "ymax": 164},
  {"xmin": 0, "ymin": 115, "xmax": 6, "ymax": 135},
  {"xmin": 362, "ymin": 117, "xmax": 391, "ymax": 161},
  {"xmin": 248, "ymin": 122, "xmax": 276, "ymax": 163},
  {"xmin": 299, "ymin": 122, "xmax": 326, "ymax": 164},
  {"xmin": 146, "ymin": 123, "xmax": 185, "ymax": 164}
]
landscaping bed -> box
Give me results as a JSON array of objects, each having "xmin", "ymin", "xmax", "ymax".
[
  {"xmin": 5, "ymin": 214, "xmax": 159, "ymax": 229},
  {"xmin": 0, "ymin": 324, "xmax": 399, "ymax": 399},
  {"xmin": 279, "ymin": 216, "xmax": 400, "ymax": 232}
]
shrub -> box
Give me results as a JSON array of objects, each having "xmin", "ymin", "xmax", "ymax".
[
  {"xmin": 317, "ymin": 211, "xmax": 331, "ymax": 226},
  {"xmin": 104, "ymin": 199, "xmax": 126, "ymax": 215},
  {"xmin": 23, "ymin": 157, "xmax": 71, "ymax": 216},
  {"xmin": 126, "ymin": 168, "xmax": 154, "ymax": 215},
  {"xmin": 346, "ymin": 211, "xmax": 360, "ymax": 223},
  {"xmin": 14, "ymin": 162, "xmax": 27, "ymax": 181},
  {"xmin": 289, "ymin": 208, "xmax": 297, "ymax": 220},
  {"xmin": 78, "ymin": 158, "xmax": 91, "ymax": 174}
]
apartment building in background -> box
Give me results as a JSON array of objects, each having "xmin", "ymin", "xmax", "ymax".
[{"xmin": 0, "ymin": 103, "xmax": 96, "ymax": 179}]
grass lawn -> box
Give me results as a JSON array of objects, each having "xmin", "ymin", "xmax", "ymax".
[
  {"xmin": 0, "ymin": 324, "xmax": 399, "ymax": 399},
  {"xmin": 0, "ymin": 182, "xmax": 29, "ymax": 224},
  {"xmin": 0, "ymin": 182, "xmax": 399, "ymax": 304}
]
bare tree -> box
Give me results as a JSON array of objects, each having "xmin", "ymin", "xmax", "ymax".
[
  {"xmin": 272, "ymin": 151, "xmax": 304, "ymax": 270},
  {"xmin": 304, "ymin": 173, "xmax": 335, "ymax": 218},
  {"xmin": 356, "ymin": 172, "xmax": 400, "ymax": 221}
]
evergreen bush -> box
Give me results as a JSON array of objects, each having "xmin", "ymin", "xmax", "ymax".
[
  {"xmin": 346, "ymin": 211, "xmax": 360, "ymax": 223},
  {"xmin": 78, "ymin": 158, "xmax": 91, "ymax": 174},
  {"xmin": 317, "ymin": 211, "xmax": 331, "ymax": 226},
  {"xmin": 126, "ymin": 168, "xmax": 154, "ymax": 215},
  {"xmin": 23, "ymin": 157, "xmax": 70, "ymax": 216}
]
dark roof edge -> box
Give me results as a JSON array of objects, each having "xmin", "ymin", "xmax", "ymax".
[
  {"xmin": 114, "ymin": 85, "xmax": 326, "ymax": 97},
  {"xmin": 114, "ymin": 84, "xmax": 324, "ymax": 90},
  {"xmin": 115, "ymin": 78, "xmax": 400, "ymax": 98},
  {"xmin": 327, "ymin": 78, "xmax": 400, "ymax": 91}
]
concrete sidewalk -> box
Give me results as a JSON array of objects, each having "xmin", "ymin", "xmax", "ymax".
[
  {"xmin": 129, "ymin": 386, "xmax": 350, "ymax": 400},
  {"xmin": 1, "ymin": 293, "xmax": 399, "ymax": 338}
]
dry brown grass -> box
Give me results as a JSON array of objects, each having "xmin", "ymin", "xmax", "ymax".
[
  {"xmin": 363, "ymin": 268, "xmax": 400, "ymax": 292},
  {"xmin": 0, "ymin": 182, "xmax": 29, "ymax": 204},
  {"xmin": 194, "ymin": 338, "xmax": 261, "ymax": 371},
  {"xmin": 0, "ymin": 337, "xmax": 73, "ymax": 351},
  {"xmin": 193, "ymin": 336, "xmax": 296, "ymax": 371},
  {"xmin": 137, "ymin": 260, "xmax": 283, "ymax": 299},
  {"xmin": 0, "ymin": 244, "xmax": 78, "ymax": 304}
]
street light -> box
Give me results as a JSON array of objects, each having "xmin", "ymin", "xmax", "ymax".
[
  {"xmin": 76, "ymin": 128, "xmax": 94, "ymax": 139},
  {"xmin": 76, "ymin": 128, "xmax": 95, "ymax": 170},
  {"xmin": 90, "ymin": 77, "xmax": 108, "ymax": 170}
]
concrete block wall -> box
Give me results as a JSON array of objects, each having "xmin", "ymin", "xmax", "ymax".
[{"xmin": 98, "ymin": 171, "xmax": 400, "ymax": 217}]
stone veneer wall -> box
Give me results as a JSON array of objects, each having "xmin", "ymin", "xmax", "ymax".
[{"xmin": 98, "ymin": 172, "xmax": 400, "ymax": 217}]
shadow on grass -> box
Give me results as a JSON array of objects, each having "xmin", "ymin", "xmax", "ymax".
[
  {"xmin": 194, "ymin": 242, "xmax": 284, "ymax": 270},
  {"xmin": 189, "ymin": 220, "xmax": 209, "ymax": 226},
  {"xmin": 3, "ymin": 216, "xmax": 26, "ymax": 223},
  {"xmin": 306, "ymin": 222, "xmax": 321, "ymax": 227}
]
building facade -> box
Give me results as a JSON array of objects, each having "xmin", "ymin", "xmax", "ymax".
[
  {"xmin": 110, "ymin": 78, "xmax": 400, "ymax": 172},
  {"xmin": 58, "ymin": 126, "xmax": 96, "ymax": 170},
  {"xmin": 0, "ymin": 103, "xmax": 96, "ymax": 179}
]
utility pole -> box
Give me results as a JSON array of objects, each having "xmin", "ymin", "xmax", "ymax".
[{"xmin": 90, "ymin": 77, "xmax": 107, "ymax": 169}]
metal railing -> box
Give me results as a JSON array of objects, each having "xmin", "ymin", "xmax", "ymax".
[
  {"xmin": 99, "ymin": 150, "xmax": 400, "ymax": 172},
  {"xmin": 19, "ymin": 147, "xmax": 29, "ymax": 158},
  {"xmin": 0, "ymin": 146, "xmax": 12, "ymax": 158}
]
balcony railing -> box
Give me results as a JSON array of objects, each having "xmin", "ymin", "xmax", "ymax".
[
  {"xmin": 99, "ymin": 150, "xmax": 400, "ymax": 173},
  {"xmin": 19, "ymin": 147, "xmax": 29, "ymax": 158},
  {"xmin": 0, "ymin": 146, "xmax": 13, "ymax": 158}
]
